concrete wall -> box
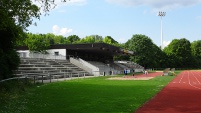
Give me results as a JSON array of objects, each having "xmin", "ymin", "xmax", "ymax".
[
  {"xmin": 17, "ymin": 50, "xmax": 30, "ymax": 58},
  {"xmin": 47, "ymin": 49, "xmax": 66, "ymax": 56}
]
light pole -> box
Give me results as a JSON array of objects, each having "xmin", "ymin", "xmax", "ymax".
[{"xmin": 158, "ymin": 11, "xmax": 166, "ymax": 49}]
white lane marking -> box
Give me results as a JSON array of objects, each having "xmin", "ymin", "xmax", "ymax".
[
  {"xmin": 190, "ymin": 71, "xmax": 201, "ymax": 84},
  {"xmin": 179, "ymin": 73, "xmax": 184, "ymax": 83},
  {"xmin": 188, "ymin": 71, "xmax": 201, "ymax": 90}
]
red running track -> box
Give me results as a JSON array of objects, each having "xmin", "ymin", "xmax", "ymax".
[{"xmin": 135, "ymin": 70, "xmax": 201, "ymax": 113}]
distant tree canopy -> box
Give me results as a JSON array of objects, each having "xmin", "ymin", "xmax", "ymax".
[
  {"xmin": 25, "ymin": 33, "xmax": 50, "ymax": 52},
  {"xmin": 191, "ymin": 40, "xmax": 201, "ymax": 68},
  {"xmin": 124, "ymin": 34, "xmax": 163, "ymax": 69},
  {"xmin": 66, "ymin": 35, "xmax": 80, "ymax": 44},
  {"xmin": 18, "ymin": 33, "xmax": 121, "ymax": 52},
  {"xmin": 163, "ymin": 38, "xmax": 193, "ymax": 68},
  {"xmin": 103, "ymin": 36, "xmax": 118, "ymax": 44},
  {"xmin": 122, "ymin": 35, "xmax": 200, "ymax": 69}
]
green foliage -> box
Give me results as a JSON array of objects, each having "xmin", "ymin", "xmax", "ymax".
[
  {"xmin": 0, "ymin": 0, "xmax": 68, "ymax": 80},
  {"xmin": 79, "ymin": 35, "xmax": 103, "ymax": 43},
  {"xmin": 103, "ymin": 36, "xmax": 118, "ymax": 44},
  {"xmin": 163, "ymin": 38, "xmax": 192, "ymax": 68},
  {"xmin": 0, "ymin": 9, "xmax": 22, "ymax": 80},
  {"xmin": 191, "ymin": 40, "xmax": 201, "ymax": 68},
  {"xmin": 151, "ymin": 44, "xmax": 167, "ymax": 68},
  {"xmin": 25, "ymin": 33, "xmax": 50, "ymax": 52},
  {"xmin": 126, "ymin": 34, "xmax": 162, "ymax": 68},
  {"xmin": 0, "ymin": 49, "xmax": 20, "ymax": 80},
  {"xmin": 52, "ymin": 35, "xmax": 65, "ymax": 44},
  {"xmin": 0, "ymin": 0, "xmax": 40, "ymax": 29},
  {"xmin": 45, "ymin": 33, "xmax": 56, "ymax": 45},
  {"xmin": 93, "ymin": 35, "xmax": 104, "ymax": 42},
  {"xmin": 66, "ymin": 35, "xmax": 80, "ymax": 44}
]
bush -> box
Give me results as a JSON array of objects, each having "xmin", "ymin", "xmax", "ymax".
[{"xmin": 0, "ymin": 49, "xmax": 20, "ymax": 80}]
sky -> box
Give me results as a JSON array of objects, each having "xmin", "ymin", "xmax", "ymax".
[{"xmin": 28, "ymin": 0, "xmax": 201, "ymax": 47}]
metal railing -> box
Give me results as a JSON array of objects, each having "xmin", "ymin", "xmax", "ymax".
[{"xmin": 1, "ymin": 72, "xmax": 94, "ymax": 84}]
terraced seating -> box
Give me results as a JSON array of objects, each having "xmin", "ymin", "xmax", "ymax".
[
  {"xmin": 87, "ymin": 61, "xmax": 110, "ymax": 75},
  {"xmin": 113, "ymin": 61, "xmax": 144, "ymax": 73},
  {"xmin": 86, "ymin": 61, "xmax": 123, "ymax": 75},
  {"xmin": 15, "ymin": 58, "xmax": 91, "ymax": 81},
  {"xmin": 55, "ymin": 59, "xmax": 88, "ymax": 75}
]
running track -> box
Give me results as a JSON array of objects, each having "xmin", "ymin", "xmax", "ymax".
[{"xmin": 135, "ymin": 71, "xmax": 201, "ymax": 113}]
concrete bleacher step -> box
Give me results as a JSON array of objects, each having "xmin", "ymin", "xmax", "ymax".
[{"xmin": 16, "ymin": 58, "xmax": 91, "ymax": 79}]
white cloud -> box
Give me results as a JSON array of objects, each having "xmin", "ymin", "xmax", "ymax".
[
  {"xmin": 52, "ymin": 25, "xmax": 73, "ymax": 36},
  {"xmin": 163, "ymin": 40, "xmax": 171, "ymax": 48},
  {"xmin": 105, "ymin": 0, "xmax": 201, "ymax": 11}
]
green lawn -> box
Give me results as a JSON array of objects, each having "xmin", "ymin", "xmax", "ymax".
[{"xmin": 0, "ymin": 74, "xmax": 176, "ymax": 113}]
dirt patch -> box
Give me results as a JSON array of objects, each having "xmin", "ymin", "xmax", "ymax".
[{"xmin": 107, "ymin": 77, "xmax": 154, "ymax": 80}]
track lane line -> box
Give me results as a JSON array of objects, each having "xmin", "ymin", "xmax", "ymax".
[
  {"xmin": 178, "ymin": 72, "xmax": 185, "ymax": 83},
  {"xmin": 188, "ymin": 71, "xmax": 201, "ymax": 90},
  {"xmin": 192, "ymin": 71, "xmax": 201, "ymax": 84}
]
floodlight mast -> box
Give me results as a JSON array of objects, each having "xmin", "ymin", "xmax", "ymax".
[{"xmin": 158, "ymin": 11, "xmax": 166, "ymax": 49}]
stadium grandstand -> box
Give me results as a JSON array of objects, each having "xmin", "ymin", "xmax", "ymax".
[{"xmin": 16, "ymin": 43, "xmax": 144, "ymax": 82}]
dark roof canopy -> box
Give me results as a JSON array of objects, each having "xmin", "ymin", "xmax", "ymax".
[
  {"xmin": 50, "ymin": 43, "xmax": 134, "ymax": 56},
  {"xmin": 16, "ymin": 43, "xmax": 134, "ymax": 57}
]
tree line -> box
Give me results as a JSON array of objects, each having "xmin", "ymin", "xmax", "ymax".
[
  {"xmin": 18, "ymin": 33, "xmax": 201, "ymax": 70},
  {"xmin": 0, "ymin": 0, "xmax": 201, "ymax": 80},
  {"xmin": 125, "ymin": 35, "xmax": 201, "ymax": 69},
  {"xmin": 17, "ymin": 33, "xmax": 120, "ymax": 52}
]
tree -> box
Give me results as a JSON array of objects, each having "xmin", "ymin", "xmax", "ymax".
[
  {"xmin": 152, "ymin": 44, "xmax": 167, "ymax": 68},
  {"xmin": 0, "ymin": 0, "xmax": 40, "ymax": 29},
  {"xmin": 54, "ymin": 35, "xmax": 65, "ymax": 44},
  {"xmin": 191, "ymin": 40, "xmax": 201, "ymax": 68},
  {"xmin": 25, "ymin": 33, "xmax": 50, "ymax": 52},
  {"xmin": 103, "ymin": 36, "xmax": 118, "ymax": 44},
  {"xmin": 126, "ymin": 34, "xmax": 161, "ymax": 69},
  {"xmin": 45, "ymin": 33, "xmax": 56, "ymax": 45},
  {"xmin": 0, "ymin": 9, "xmax": 22, "ymax": 79},
  {"xmin": 0, "ymin": 0, "xmax": 68, "ymax": 79},
  {"xmin": 66, "ymin": 35, "xmax": 80, "ymax": 44},
  {"xmin": 93, "ymin": 35, "xmax": 103, "ymax": 43},
  {"xmin": 163, "ymin": 38, "xmax": 192, "ymax": 68}
]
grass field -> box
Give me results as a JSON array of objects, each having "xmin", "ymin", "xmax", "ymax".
[{"xmin": 0, "ymin": 73, "xmax": 176, "ymax": 113}]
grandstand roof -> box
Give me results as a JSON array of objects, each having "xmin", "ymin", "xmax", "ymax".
[
  {"xmin": 50, "ymin": 43, "xmax": 134, "ymax": 56},
  {"xmin": 17, "ymin": 43, "xmax": 134, "ymax": 57}
]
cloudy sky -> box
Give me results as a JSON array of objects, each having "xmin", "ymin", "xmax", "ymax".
[{"xmin": 28, "ymin": 0, "xmax": 201, "ymax": 47}]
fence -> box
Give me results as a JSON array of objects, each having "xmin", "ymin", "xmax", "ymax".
[{"xmin": 0, "ymin": 72, "xmax": 94, "ymax": 84}]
